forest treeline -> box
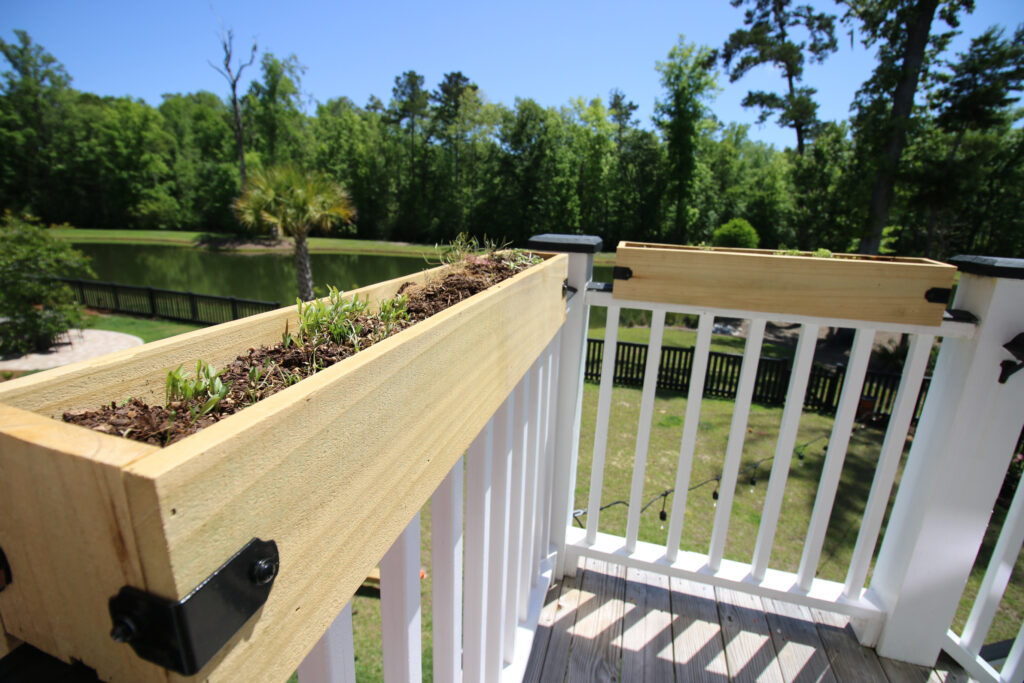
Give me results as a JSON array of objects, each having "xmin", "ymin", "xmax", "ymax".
[{"xmin": 2, "ymin": 0, "xmax": 1023, "ymax": 258}]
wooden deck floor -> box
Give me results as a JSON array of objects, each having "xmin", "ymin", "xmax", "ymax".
[{"xmin": 524, "ymin": 558, "xmax": 970, "ymax": 683}]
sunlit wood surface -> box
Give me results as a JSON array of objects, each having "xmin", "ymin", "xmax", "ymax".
[{"xmin": 524, "ymin": 558, "xmax": 970, "ymax": 683}]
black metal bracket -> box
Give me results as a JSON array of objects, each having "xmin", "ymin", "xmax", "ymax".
[
  {"xmin": 0, "ymin": 546, "xmax": 11, "ymax": 592},
  {"xmin": 612, "ymin": 266, "xmax": 633, "ymax": 281},
  {"xmin": 925, "ymin": 287, "xmax": 952, "ymax": 304},
  {"xmin": 108, "ymin": 538, "xmax": 278, "ymax": 676},
  {"xmin": 998, "ymin": 332, "xmax": 1024, "ymax": 384}
]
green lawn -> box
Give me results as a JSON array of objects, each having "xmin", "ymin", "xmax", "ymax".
[
  {"xmin": 82, "ymin": 310, "xmax": 203, "ymax": 343},
  {"xmin": 588, "ymin": 308, "xmax": 795, "ymax": 359},
  {"xmin": 575, "ymin": 381, "xmax": 1023, "ymax": 643}
]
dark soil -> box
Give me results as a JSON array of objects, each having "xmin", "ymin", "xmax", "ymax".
[{"xmin": 62, "ymin": 256, "xmax": 527, "ymax": 447}]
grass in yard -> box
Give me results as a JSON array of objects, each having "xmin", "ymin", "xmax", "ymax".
[
  {"xmin": 81, "ymin": 310, "xmax": 203, "ymax": 342},
  {"xmin": 575, "ymin": 380, "xmax": 1024, "ymax": 643}
]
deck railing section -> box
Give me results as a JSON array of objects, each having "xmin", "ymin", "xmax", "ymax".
[
  {"xmin": 548, "ymin": 245, "xmax": 1024, "ymax": 675},
  {"xmin": 296, "ymin": 326, "xmax": 565, "ymax": 683}
]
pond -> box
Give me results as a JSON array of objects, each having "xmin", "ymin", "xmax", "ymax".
[{"xmin": 73, "ymin": 243, "xmax": 432, "ymax": 305}]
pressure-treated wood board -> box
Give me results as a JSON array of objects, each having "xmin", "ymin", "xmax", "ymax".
[
  {"xmin": 0, "ymin": 254, "xmax": 567, "ymax": 682},
  {"xmin": 811, "ymin": 608, "xmax": 888, "ymax": 683},
  {"xmin": 613, "ymin": 241, "xmax": 955, "ymax": 326},
  {"xmin": 522, "ymin": 579, "xmax": 567, "ymax": 683},
  {"xmin": 669, "ymin": 576, "xmax": 729, "ymax": 682},
  {"xmin": 716, "ymin": 587, "xmax": 785, "ymax": 683},
  {"xmin": 0, "ymin": 407, "xmax": 165, "ymax": 681},
  {"xmin": 565, "ymin": 558, "xmax": 626, "ymax": 683},
  {"xmin": 621, "ymin": 567, "xmax": 676, "ymax": 682},
  {"xmin": 760, "ymin": 597, "xmax": 836, "ymax": 683}
]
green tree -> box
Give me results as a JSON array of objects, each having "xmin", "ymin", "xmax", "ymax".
[
  {"xmin": 233, "ymin": 166, "xmax": 355, "ymax": 301},
  {"xmin": 655, "ymin": 36, "xmax": 719, "ymax": 244},
  {"xmin": 0, "ymin": 213, "xmax": 93, "ymax": 355},
  {"xmin": 721, "ymin": 0, "xmax": 838, "ymax": 154},
  {"xmin": 244, "ymin": 53, "xmax": 311, "ymax": 168},
  {"xmin": 845, "ymin": 0, "xmax": 975, "ymax": 253},
  {"xmin": 0, "ymin": 30, "xmax": 72, "ymax": 220},
  {"xmin": 712, "ymin": 217, "xmax": 760, "ymax": 248}
]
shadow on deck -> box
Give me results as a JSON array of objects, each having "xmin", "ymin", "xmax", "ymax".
[{"xmin": 524, "ymin": 558, "xmax": 969, "ymax": 682}]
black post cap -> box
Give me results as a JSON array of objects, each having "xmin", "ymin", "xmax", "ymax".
[
  {"xmin": 949, "ymin": 255, "xmax": 1024, "ymax": 280},
  {"xmin": 527, "ymin": 234, "xmax": 603, "ymax": 254}
]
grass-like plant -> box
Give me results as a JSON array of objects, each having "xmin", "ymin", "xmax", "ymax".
[{"xmin": 165, "ymin": 360, "xmax": 231, "ymax": 422}]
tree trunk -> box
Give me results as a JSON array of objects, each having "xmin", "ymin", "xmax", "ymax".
[
  {"xmin": 859, "ymin": 0, "xmax": 939, "ymax": 254},
  {"xmin": 231, "ymin": 90, "xmax": 247, "ymax": 191},
  {"xmin": 293, "ymin": 234, "xmax": 314, "ymax": 302}
]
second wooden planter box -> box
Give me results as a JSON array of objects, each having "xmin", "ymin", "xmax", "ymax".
[
  {"xmin": 613, "ymin": 241, "xmax": 956, "ymax": 326},
  {"xmin": 0, "ymin": 253, "xmax": 567, "ymax": 681}
]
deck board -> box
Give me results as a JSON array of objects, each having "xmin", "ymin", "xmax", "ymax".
[{"xmin": 528, "ymin": 561, "xmax": 970, "ymax": 683}]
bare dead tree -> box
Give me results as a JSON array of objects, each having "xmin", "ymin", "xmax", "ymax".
[{"xmin": 209, "ymin": 26, "xmax": 257, "ymax": 190}]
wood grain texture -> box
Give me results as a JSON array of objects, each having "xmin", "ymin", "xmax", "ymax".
[
  {"xmin": 566, "ymin": 558, "xmax": 625, "ymax": 683},
  {"xmin": 536, "ymin": 562, "xmax": 585, "ymax": 683},
  {"xmin": 128, "ymin": 254, "xmax": 567, "ymax": 682},
  {"xmin": 0, "ymin": 263, "xmax": 455, "ymax": 417},
  {"xmin": 811, "ymin": 609, "xmax": 888, "ymax": 683},
  {"xmin": 760, "ymin": 597, "xmax": 836, "ymax": 683},
  {"xmin": 621, "ymin": 567, "xmax": 675, "ymax": 682},
  {"xmin": 669, "ymin": 577, "xmax": 729, "ymax": 682},
  {"xmin": 878, "ymin": 655, "xmax": 932, "ymax": 682},
  {"xmin": 612, "ymin": 241, "xmax": 955, "ymax": 326},
  {"xmin": 523, "ymin": 579, "xmax": 568, "ymax": 683},
  {"xmin": 0, "ymin": 255, "xmax": 566, "ymax": 682},
  {"xmin": 716, "ymin": 587, "xmax": 785, "ymax": 683},
  {"xmin": 0, "ymin": 406, "xmax": 165, "ymax": 682}
]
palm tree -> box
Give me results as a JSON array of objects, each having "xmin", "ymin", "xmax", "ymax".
[{"xmin": 234, "ymin": 166, "xmax": 355, "ymax": 301}]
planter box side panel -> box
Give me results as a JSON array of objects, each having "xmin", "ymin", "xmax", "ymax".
[
  {"xmin": 0, "ymin": 264, "xmax": 453, "ymax": 419},
  {"xmin": 0, "ymin": 406, "xmax": 165, "ymax": 682},
  {"xmin": 120, "ymin": 255, "xmax": 568, "ymax": 681},
  {"xmin": 613, "ymin": 243, "xmax": 955, "ymax": 326}
]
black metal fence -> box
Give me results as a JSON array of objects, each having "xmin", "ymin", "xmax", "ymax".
[
  {"xmin": 59, "ymin": 278, "xmax": 280, "ymax": 326},
  {"xmin": 584, "ymin": 338, "xmax": 931, "ymax": 421}
]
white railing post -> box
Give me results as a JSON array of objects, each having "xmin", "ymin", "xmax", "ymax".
[
  {"xmin": 868, "ymin": 256, "xmax": 1024, "ymax": 666},
  {"xmin": 381, "ymin": 513, "xmax": 422, "ymax": 683},
  {"xmin": 296, "ymin": 602, "xmax": 356, "ymax": 683},
  {"xmin": 528, "ymin": 234, "xmax": 602, "ymax": 578}
]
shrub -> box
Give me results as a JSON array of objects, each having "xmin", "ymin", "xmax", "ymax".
[
  {"xmin": 0, "ymin": 213, "xmax": 93, "ymax": 356},
  {"xmin": 712, "ymin": 218, "xmax": 759, "ymax": 249}
]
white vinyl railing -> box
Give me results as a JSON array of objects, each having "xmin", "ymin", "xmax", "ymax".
[{"xmin": 294, "ymin": 241, "xmax": 1024, "ymax": 682}]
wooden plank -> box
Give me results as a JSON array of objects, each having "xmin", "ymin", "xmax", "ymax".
[
  {"xmin": 621, "ymin": 568, "xmax": 675, "ymax": 682},
  {"xmin": 612, "ymin": 241, "xmax": 955, "ymax": 326},
  {"xmin": 522, "ymin": 579, "xmax": 567, "ymax": 683},
  {"xmin": 715, "ymin": 587, "xmax": 785, "ymax": 683},
  {"xmin": 566, "ymin": 558, "xmax": 625, "ymax": 682},
  {"xmin": 0, "ymin": 255, "xmax": 565, "ymax": 681},
  {"xmin": 669, "ymin": 577, "xmax": 729, "ymax": 682},
  {"xmin": 0, "ymin": 263, "xmax": 457, "ymax": 417},
  {"xmin": 928, "ymin": 652, "xmax": 971, "ymax": 683},
  {"xmin": 0, "ymin": 406, "xmax": 165, "ymax": 682},
  {"xmin": 878, "ymin": 655, "xmax": 931, "ymax": 682},
  {"xmin": 760, "ymin": 597, "xmax": 836, "ymax": 683},
  {"xmin": 811, "ymin": 608, "xmax": 888, "ymax": 682},
  {"xmin": 534, "ymin": 560, "xmax": 586, "ymax": 683}
]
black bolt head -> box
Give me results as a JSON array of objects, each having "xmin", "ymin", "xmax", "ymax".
[
  {"xmin": 110, "ymin": 617, "xmax": 136, "ymax": 643},
  {"xmin": 251, "ymin": 557, "xmax": 279, "ymax": 585}
]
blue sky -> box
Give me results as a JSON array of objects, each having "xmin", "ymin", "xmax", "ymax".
[{"xmin": 3, "ymin": 0, "xmax": 1022, "ymax": 149}]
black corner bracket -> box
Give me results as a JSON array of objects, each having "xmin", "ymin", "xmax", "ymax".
[
  {"xmin": 108, "ymin": 538, "xmax": 278, "ymax": 676},
  {"xmin": 0, "ymin": 546, "xmax": 11, "ymax": 592},
  {"xmin": 925, "ymin": 287, "xmax": 952, "ymax": 304},
  {"xmin": 998, "ymin": 333, "xmax": 1024, "ymax": 384},
  {"xmin": 612, "ymin": 266, "xmax": 633, "ymax": 281}
]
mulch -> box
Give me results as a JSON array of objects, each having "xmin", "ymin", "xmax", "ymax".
[{"xmin": 63, "ymin": 256, "xmax": 523, "ymax": 447}]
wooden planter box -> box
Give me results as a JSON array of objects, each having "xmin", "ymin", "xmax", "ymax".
[
  {"xmin": 613, "ymin": 241, "xmax": 956, "ymax": 326},
  {"xmin": 0, "ymin": 254, "xmax": 567, "ymax": 681}
]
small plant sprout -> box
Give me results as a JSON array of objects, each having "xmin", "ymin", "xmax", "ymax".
[{"xmin": 164, "ymin": 360, "xmax": 232, "ymax": 422}]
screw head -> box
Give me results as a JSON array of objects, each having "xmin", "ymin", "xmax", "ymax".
[
  {"xmin": 110, "ymin": 617, "xmax": 136, "ymax": 643},
  {"xmin": 250, "ymin": 557, "xmax": 279, "ymax": 585}
]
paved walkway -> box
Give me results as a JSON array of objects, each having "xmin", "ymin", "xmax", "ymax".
[{"xmin": 0, "ymin": 329, "xmax": 144, "ymax": 371}]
